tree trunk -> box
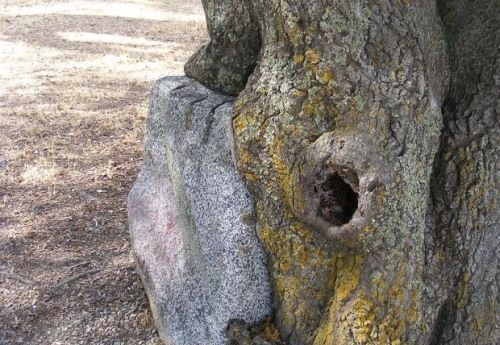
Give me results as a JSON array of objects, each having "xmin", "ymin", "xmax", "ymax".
[
  {"xmin": 186, "ymin": 1, "xmax": 499, "ymax": 344},
  {"xmin": 425, "ymin": 1, "xmax": 499, "ymax": 344},
  {"xmin": 184, "ymin": 0, "xmax": 260, "ymax": 95}
]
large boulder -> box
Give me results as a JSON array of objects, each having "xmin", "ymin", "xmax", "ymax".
[{"xmin": 128, "ymin": 76, "xmax": 272, "ymax": 345}]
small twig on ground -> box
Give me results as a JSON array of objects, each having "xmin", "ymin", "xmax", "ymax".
[
  {"xmin": 66, "ymin": 260, "xmax": 92, "ymax": 271},
  {"xmin": 51, "ymin": 269, "xmax": 101, "ymax": 290},
  {"xmin": 0, "ymin": 270, "xmax": 37, "ymax": 286}
]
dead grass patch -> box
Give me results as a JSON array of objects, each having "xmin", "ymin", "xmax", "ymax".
[{"xmin": 0, "ymin": 0, "xmax": 207, "ymax": 344}]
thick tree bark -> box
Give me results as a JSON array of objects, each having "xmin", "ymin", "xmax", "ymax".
[
  {"xmin": 425, "ymin": 1, "xmax": 500, "ymax": 344},
  {"xmin": 184, "ymin": 0, "xmax": 260, "ymax": 95},
  {"xmin": 185, "ymin": 1, "xmax": 499, "ymax": 344}
]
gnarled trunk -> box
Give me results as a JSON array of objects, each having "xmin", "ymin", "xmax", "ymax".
[{"xmin": 185, "ymin": 1, "xmax": 499, "ymax": 344}]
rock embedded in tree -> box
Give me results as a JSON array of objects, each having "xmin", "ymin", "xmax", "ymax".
[{"xmin": 128, "ymin": 76, "xmax": 272, "ymax": 345}]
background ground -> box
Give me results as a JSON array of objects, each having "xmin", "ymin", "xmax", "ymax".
[{"xmin": 0, "ymin": 1, "xmax": 207, "ymax": 344}]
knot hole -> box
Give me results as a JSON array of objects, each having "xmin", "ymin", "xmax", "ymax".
[{"xmin": 316, "ymin": 166, "xmax": 359, "ymax": 226}]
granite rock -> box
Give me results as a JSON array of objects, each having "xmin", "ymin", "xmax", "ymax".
[{"xmin": 128, "ymin": 76, "xmax": 272, "ymax": 345}]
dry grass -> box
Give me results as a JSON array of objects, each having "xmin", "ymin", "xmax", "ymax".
[{"xmin": 0, "ymin": 1, "xmax": 207, "ymax": 344}]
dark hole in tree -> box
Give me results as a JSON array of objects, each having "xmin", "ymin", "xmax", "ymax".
[{"xmin": 317, "ymin": 172, "xmax": 359, "ymax": 226}]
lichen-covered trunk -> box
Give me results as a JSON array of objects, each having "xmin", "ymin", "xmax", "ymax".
[
  {"xmin": 231, "ymin": 2, "xmax": 448, "ymax": 344},
  {"xmin": 186, "ymin": 1, "xmax": 499, "ymax": 344}
]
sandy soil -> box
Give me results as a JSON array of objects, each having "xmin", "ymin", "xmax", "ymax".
[{"xmin": 0, "ymin": 1, "xmax": 207, "ymax": 344}]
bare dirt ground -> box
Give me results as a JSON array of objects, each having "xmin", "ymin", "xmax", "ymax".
[{"xmin": 0, "ymin": 1, "xmax": 207, "ymax": 344}]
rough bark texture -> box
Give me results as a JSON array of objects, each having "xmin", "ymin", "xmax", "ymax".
[
  {"xmin": 185, "ymin": 0, "xmax": 499, "ymax": 344},
  {"xmin": 184, "ymin": 0, "xmax": 260, "ymax": 95},
  {"xmin": 425, "ymin": 1, "xmax": 500, "ymax": 344}
]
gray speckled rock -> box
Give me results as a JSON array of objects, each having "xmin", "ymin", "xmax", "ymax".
[{"xmin": 128, "ymin": 76, "xmax": 272, "ymax": 345}]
